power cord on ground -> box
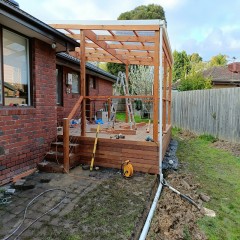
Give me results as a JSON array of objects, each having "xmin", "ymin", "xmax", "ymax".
[{"xmin": 2, "ymin": 188, "xmax": 67, "ymax": 240}]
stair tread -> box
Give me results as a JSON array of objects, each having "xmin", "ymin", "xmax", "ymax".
[
  {"xmin": 46, "ymin": 151, "xmax": 81, "ymax": 158},
  {"xmin": 37, "ymin": 161, "xmax": 64, "ymax": 173},
  {"xmin": 46, "ymin": 151, "xmax": 74, "ymax": 157},
  {"xmin": 51, "ymin": 142, "xmax": 80, "ymax": 147}
]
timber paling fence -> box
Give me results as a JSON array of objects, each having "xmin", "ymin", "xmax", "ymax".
[{"xmin": 171, "ymin": 88, "xmax": 240, "ymax": 143}]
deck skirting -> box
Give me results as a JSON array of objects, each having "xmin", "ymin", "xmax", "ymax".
[{"xmin": 67, "ymin": 126, "xmax": 171, "ymax": 174}]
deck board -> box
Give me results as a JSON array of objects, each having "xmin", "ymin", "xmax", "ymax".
[{"xmin": 58, "ymin": 124, "xmax": 172, "ymax": 174}]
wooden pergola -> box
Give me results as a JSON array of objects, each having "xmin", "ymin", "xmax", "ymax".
[{"xmin": 50, "ymin": 20, "xmax": 173, "ymax": 173}]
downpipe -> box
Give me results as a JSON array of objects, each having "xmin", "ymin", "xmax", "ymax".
[
  {"xmin": 139, "ymin": 23, "xmax": 164, "ymax": 240},
  {"xmin": 139, "ymin": 174, "xmax": 163, "ymax": 240}
]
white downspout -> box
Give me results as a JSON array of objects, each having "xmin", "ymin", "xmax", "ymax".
[{"xmin": 139, "ymin": 25, "xmax": 164, "ymax": 240}]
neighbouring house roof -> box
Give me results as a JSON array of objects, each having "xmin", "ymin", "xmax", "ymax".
[
  {"xmin": 228, "ymin": 62, "xmax": 240, "ymax": 73},
  {"xmin": 202, "ymin": 64, "xmax": 240, "ymax": 86},
  {"xmin": 57, "ymin": 52, "xmax": 117, "ymax": 83},
  {"xmin": 0, "ymin": 0, "xmax": 79, "ymax": 52}
]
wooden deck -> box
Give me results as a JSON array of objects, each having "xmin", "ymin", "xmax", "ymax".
[{"xmin": 58, "ymin": 123, "xmax": 172, "ymax": 174}]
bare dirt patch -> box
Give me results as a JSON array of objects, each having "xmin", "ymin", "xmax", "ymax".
[
  {"xmin": 147, "ymin": 171, "xmax": 207, "ymax": 240},
  {"xmin": 212, "ymin": 140, "xmax": 240, "ymax": 157},
  {"xmin": 177, "ymin": 129, "xmax": 197, "ymax": 140}
]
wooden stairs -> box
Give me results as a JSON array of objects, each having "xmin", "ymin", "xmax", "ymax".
[{"xmin": 37, "ymin": 140, "xmax": 82, "ymax": 173}]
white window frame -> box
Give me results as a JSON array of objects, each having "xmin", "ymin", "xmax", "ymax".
[{"xmin": 1, "ymin": 28, "xmax": 30, "ymax": 106}]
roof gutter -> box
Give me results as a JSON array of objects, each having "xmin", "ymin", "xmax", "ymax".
[{"xmin": 56, "ymin": 53, "xmax": 117, "ymax": 82}]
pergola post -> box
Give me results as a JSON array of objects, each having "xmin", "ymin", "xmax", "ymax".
[
  {"xmin": 153, "ymin": 30, "xmax": 160, "ymax": 142},
  {"xmin": 125, "ymin": 64, "xmax": 129, "ymax": 123},
  {"xmin": 163, "ymin": 55, "xmax": 168, "ymax": 132},
  {"xmin": 80, "ymin": 30, "xmax": 86, "ymax": 136},
  {"xmin": 63, "ymin": 118, "xmax": 70, "ymax": 173},
  {"xmin": 168, "ymin": 68, "xmax": 172, "ymax": 125}
]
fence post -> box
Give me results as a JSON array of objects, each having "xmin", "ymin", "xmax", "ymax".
[{"xmin": 63, "ymin": 118, "xmax": 70, "ymax": 173}]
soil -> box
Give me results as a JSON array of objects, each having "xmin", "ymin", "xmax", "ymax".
[
  {"xmin": 147, "ymin": 171, "xmax": 207, "ymax": 240},
  {"xmin": 178, "ymin": 129, "xmax": 240, "ymax": 157},
  {"xmin": 147, "ymin": 131, "xmax": 239, "ymax": 240},
  {"xmin": 177, "ymin": 129, "xmax": 197, "ymax": 140},
  {"xmin": 212, "ymin": 140, "xmax": 240, "ymax": 157}
]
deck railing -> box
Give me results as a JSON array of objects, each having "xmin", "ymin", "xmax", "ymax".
[
  {"xmin": 62, "ymin": 94, "xmax": 171, "ymax": 173},
  {"xmin": 63, "ymin": 96, "xmax": 83, "ymax": 173}
]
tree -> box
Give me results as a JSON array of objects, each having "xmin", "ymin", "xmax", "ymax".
[
  {"xmin": 118, "ymin": 4, "xmax": 166, "ymax": 22},
  {"xmin": 129, "ymin": 65, "xmax": 153, "ymax": 95},
  {"xmin": 107, "ymin": 62, "xmax": 125, "ymax": 76},
  {"xmin": 178, "ymin": 72, "xmax": 212, "ymax": 91},
  {"xmin": 128, "ymin": 65, "xmax": 154, "ymax": 114},
  {"xmin": 107, "ymin": 4, "xmax": 166, "ymax": 75},
  {"xmin": 188, "ymin": 53, "xmax": 209, "ymax": 73},
  {"xmin": 172, "ymin": 50, "xmax": 191, "ymax": 82},
  {"xmin": 98, "ymin": 62, "xmax": 108, "ymax": 72},
  {"xmin": 189, "ymin": 53, "xmax": 202, "ymax": 64},
  {"xmin": 210, "ymin": 54, "xmax": 227, "ymax": 66}
]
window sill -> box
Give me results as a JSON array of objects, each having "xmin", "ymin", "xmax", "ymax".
[{"xmin": 0, "ymin": 106, "xmax": 36, "ymax": 115}]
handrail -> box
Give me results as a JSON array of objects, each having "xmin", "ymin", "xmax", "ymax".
[
  {"xmin": 63, "ymin": 118, "xmax": 70, "ymax": 173},
  {"xmin": 63, "ymin": 95, "xmax": 83, "ymax": 173},
  {"xmin": 67, "ymin": 96, "xmax": 83, "ymax": 119}
]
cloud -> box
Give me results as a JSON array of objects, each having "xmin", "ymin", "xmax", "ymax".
[
  {"xmin": 19, "ymin": 0, "xmax": 127, "ymax": 21},
  {"xmin": 17, "ymin": 0, "xmax": 240, "ymax": 60},
  {"xmin": 179, "ymin": 27, "xmax": 240, "ymax": 60},
  {"xmin": 142, "ymin": 0, "xmax": 186, "ymax": 10}
]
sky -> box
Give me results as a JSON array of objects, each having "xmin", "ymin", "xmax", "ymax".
[{"xmin": 17, "ymin": 0, "xmax": 240, "ymax": 62}]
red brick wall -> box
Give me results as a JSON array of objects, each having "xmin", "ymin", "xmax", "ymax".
[
  {"xmin": 57, "ymin": 66, "xmax": 80, "ymax": 125},
  {"xmin": 88, "ymin": 77, "xmax": 113, "ymax": 120},
  {"xmin": 0, "ymin": 39, "xmax": 57, "ymax": 185},
  {"xmin": 57, "ymin": 72, "xmax": 114, "ymax": 124}
]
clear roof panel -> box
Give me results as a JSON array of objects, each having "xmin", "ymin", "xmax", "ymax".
[
  {"xmin": 93, "ymin": 30, "xmax": 111, "ymax": 35},
  {"xmin": 136, "ymin": 31, "xmax": 155, "ymax": 36}
]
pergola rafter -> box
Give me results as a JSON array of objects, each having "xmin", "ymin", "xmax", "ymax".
[
  {"xmin": 50, "ymin": 20, "xmax": 174, "ymax": 178},
  {"xmin": 50, "ymin": 20, "xmax": 173, "ymax": 66},
  {"xmin": 50, "ymin": 20, "xmax": 173, "ymax": 144}
]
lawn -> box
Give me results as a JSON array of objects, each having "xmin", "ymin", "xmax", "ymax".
[
  {"xmin": 172, "ymin": 128, "xmax": 240, "ymax": 240},
  {"xmin": 116, "ymin": 112, "xmax": 149, "ymax": 123}
]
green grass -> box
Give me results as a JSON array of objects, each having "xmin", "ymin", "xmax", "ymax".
[
  {"xmin": 39, "ymin": 175, "xmax": 156, "ymax": 240},
  {"xmin": 173, "ymin": 128, "xmax": 240, "ymax": 240},
  {"xmin": 199, "ymin": 134, "xmax": 218, "ymax": 143},
  {"xmin": 116, "ymin": 112, "xmax": 149, "ymax": 123}
]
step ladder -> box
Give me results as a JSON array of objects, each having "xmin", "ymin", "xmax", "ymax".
[{"xmin": 109, "ymin": 72, "xmax": 136, "ymax": 129}]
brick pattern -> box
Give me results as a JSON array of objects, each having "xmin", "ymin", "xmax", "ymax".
[
  {"xmin": 0, "ymin": 39, "xmax": 57, "ymax": 185},
  {"xmin": 0, "ymin": 44, "xmax": 114, "ymax": 185},
  {"xmin": 57, "ymin": 66, "xmax": 81, "ymax": 125},
  {"xmin": 88, "ymin": 77, "xmax": 113, "ymax": 119},
  {"xmin": 57, "ymin": 71, "xmax": 114, "ymax": 124}
]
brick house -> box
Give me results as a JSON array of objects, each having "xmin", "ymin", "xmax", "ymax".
[
  {"xmin": 202, "ymin": 63, "xmax": 240, "ymax": 88},
  {"xmin": 56, "ymin": 53, "xmax": 116, "ymax": 124},
  {"xmin": 0, "ymin": 0, "xmax": 116, "ymax": 185}
]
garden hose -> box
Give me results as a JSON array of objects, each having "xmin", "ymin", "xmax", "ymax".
[{"xmin": 121, "ymin": 160, "xmax": 134, "ymax": 178}]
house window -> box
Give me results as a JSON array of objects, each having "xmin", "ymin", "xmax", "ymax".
[
  {"xmin": 71, "ymin": 72, "xmax": 80, "ymax": 94},
  {"xmin": 0, "ymin": 28, "xmax": 30, "ymax": 106},
  {"xmin": 56, "ymin": 65, "xmax": 63, "ymax": 105},
  {"xmin": 89, "ymin": 76, "xmax": 96, "ymax": 89}
]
